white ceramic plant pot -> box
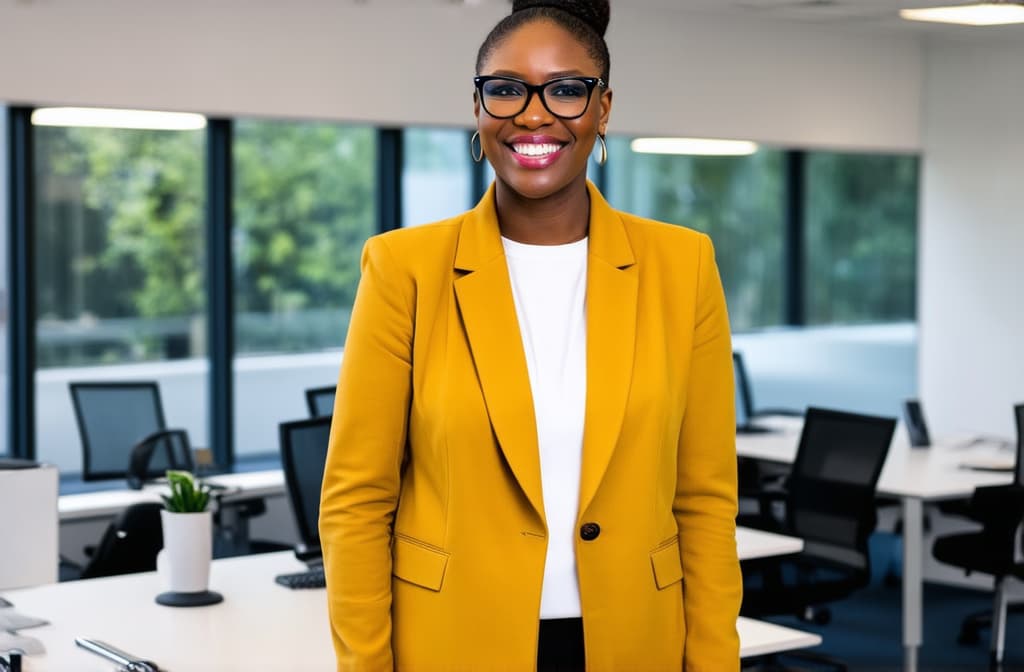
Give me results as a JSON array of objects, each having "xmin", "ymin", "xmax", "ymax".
[{"xmin": 158, "ymin": 509, "xmax": 212, "ymax": 594}]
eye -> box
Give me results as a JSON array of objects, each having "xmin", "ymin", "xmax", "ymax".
[
  {"xmin": 547, "ymin": 81, "xmax": 588, "ymax": 99},
  {"xmin": 483, "ymin": 80, "xmax": 525, "ymax": 98}
]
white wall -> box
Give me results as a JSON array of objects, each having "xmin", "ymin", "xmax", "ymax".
[
  {"xmin": 919, "ymin": 41, "xmax": 1024, "ymax": 438},
  {"xmin": 0, "ymin": 1, "xmax": 921, "ymax": 151}
]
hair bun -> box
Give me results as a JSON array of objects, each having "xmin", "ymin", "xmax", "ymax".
[{"xmin": 511, "ymin": 0, "xmax": 610, "ymax": 37}]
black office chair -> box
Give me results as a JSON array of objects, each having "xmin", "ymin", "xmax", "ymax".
[
  {"xmin": 279, "ymin": 417, "xmax": 332, "ymax": 561},
  {"xmin": 931, "ymin": 403, "xmax": 1024, "ymax": 666},
  {"xmin": 733, "ymin": 352, "xmax": 803, "ymax": 529},
  {"xmin": 66, "ymin": 502, "xmax": 164, "ymax": 580},
  {"xmin": 305, "ymin": 385, "xmax": 336, "ymax": 418},
  {"xmin": 741, "ymin": 407, "xmax": 896, "ymax": 672},
  {"xmin": 69, "ymin": 380, "xmax": 286, "ymax": 557},
  {"xmin": 70, "ymin": 381, "xmax": 192, "ymax": 483}
]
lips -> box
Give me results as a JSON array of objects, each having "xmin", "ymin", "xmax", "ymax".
[{"xmin": 506, "ymin": 135, "xmax": 568, "ymax": 168}]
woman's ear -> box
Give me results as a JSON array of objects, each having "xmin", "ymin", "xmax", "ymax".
[
  {"xmin": 473, "ymin": 91, "xmax": 481, "ymax": 122},
  {"xmin": 599, "ymin": 87, "xmax": 613, "ymax": 130}
]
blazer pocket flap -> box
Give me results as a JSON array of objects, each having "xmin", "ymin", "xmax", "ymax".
[
  {"xmin": 650, "ymin": 539, "xmax": 683, "ymax": 590},
  {"xmin": 393, "ymin": 536, "xmax": 450, "ymax": 592}
]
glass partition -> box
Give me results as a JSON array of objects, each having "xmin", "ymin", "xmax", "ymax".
[
  {"xmin": 32, "ymin": 110, "xmax": 208, "ymax": 474},
  {"xmin": 232, "ymin": 120, "xmax": 377, "ymax": 458},
  {"xmin": 605, "ymin": 137, "xmax": 786, "ymax": 330},
  {"xmin": 402, "ymin": 127, "xmax": 473, "ymax": 226}
]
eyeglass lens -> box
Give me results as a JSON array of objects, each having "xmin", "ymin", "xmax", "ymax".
[{"xmin": 480, "ymin": 79, "xmax": 593, "ymax": 119}]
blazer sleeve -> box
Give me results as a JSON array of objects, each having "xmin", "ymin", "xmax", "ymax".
[
  {"xmin": 674, "ymin": 234, "xmax": 742, "ymax": 671},
  {"xmin": 319, "ymin": 235, "xmax": 414, "ymax": 671}
]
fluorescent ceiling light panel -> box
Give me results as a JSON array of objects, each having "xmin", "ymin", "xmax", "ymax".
[
  {"xmin": 31, "ymin": 107, "xmax": 207, "ymax": 131},
  {"xmin": 630, "ymin": 137, "xmax": 759, "ymax": 156},
  {"xmin": 899, "ymin": 3, "xmax": 1024, "ymax": 26}
]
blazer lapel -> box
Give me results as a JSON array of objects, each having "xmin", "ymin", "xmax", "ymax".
[
  {"xmin": 579, "ymin": 183, "xmax": 638, "ymax": 517},
  {"xmin": 453, "ymin": 186, "xmax": 545, "ymax": 522}
]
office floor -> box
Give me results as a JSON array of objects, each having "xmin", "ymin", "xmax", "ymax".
[{"xmin": 757, "ymin": 533, "xmax": 1024, "ymax": 671}]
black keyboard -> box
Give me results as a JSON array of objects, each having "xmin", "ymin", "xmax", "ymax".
[{"xmin": 275, "ymin": 566, "xmax": 326, "ymax": 589}]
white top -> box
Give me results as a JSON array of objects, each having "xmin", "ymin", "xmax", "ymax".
[{"xmin": 502, "ymin": 235, "xmax": 588, "ymax": 619}]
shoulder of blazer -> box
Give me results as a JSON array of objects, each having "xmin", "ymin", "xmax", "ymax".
[
  {"xmin": 365, "ymin": 216, "xmax": 464, "ymax": 276},
  {"xmin": 613, "ymin": 209, "xmax": 711, "ymax": 265}
]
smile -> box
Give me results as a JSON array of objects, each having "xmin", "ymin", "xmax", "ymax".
[{"xmin": 511, "ymin": 142, "xmax": 564, "ymax": 157}]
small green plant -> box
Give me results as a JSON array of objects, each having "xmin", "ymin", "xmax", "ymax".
[{"xmin": 161, "ymin": 470, "xmax": 211, "ymax": 513}]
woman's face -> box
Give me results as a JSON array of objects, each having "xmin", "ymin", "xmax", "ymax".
[{"xmin": 475, "ymin": 20, "xmax": 612, "ymax": 201}]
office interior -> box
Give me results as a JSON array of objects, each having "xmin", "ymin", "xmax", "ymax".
[{"xmin": 1, "ymin": 0, "xmax": 1023, "ymax": 669}]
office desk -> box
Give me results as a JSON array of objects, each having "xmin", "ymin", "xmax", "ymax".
[
  {"xmin": 58, "ymin": 470, "xmax": 286, "ymax": 522},
  {"xmin": 3, "ymin": 551, "xmax": 818, "ymax": 671},
  {"xmin": 737, "ymin": 416, "xmax": 1015, "ymax": 671}
]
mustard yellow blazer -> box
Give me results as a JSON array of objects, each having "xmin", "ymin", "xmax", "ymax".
[{"xmin": 319, "ymin": 182, "xmax": 741, "ymax": 671}]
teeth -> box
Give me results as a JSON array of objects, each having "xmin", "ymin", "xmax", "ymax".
[{"xmin": 512, "ymin": 143, "xmax": 562, "ymax": 157}]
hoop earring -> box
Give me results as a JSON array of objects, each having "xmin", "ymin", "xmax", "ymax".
[
  {"xmin": 470, "ymin": 131, "xmax": 484, "ymax": 163},
  {"xmin": 596, "ymin": 133, "xmax": 608, "ymax": 166}
]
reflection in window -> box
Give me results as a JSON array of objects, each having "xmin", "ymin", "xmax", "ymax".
[
  {"xmin": 233, "ymin": 120, "xmax": 377, "ymax": 457},
  {"xmin": 604, "ymin": 137, "xmax": 785, "ymax": 330},
  {"xmin": 805, "ymin": 152, "xmax": 918, "ymax": 325},
  {"xmin": 402, "ymin": 128, "xmax": 472, "ymax": 226}
]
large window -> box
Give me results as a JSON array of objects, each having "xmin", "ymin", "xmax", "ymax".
[
  {"xmin": 804, "ymin": 152, "xmax": 919, "ymax": 325},
  {"xmin": 605, "ymin": 137, "xmax": 786, "ymax": 330},
  {"xmin": 402, "ymin": 128, "xmax": 473, "ymax": 226},
  {"xmin": 33, "ymin": 113, "xmax": 208, "ymax": 474},
  {"xmin": 232, "ymin": 120, "xmax": 377, "ymax": 458}
]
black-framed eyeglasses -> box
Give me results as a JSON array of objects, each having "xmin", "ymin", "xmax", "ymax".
[{"xmin": 474, "ymin": 75, "xmax": 606, "ymax": 120}]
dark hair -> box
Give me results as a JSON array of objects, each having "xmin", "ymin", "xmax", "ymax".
[{"xmin": 476, "ymin": 0, "xmax": 611, "ymax": 83}]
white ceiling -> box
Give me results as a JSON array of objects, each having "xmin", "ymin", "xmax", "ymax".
[{"xmin": 449, "ymin": 0, "xmax": 1024, "ymax": 41}]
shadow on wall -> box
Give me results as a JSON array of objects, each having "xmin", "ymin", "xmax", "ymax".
[{"xmin": 732, "ymin": 322, "xmax": 917, "ymax": 418}]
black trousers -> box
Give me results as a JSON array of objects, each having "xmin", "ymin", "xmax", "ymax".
[{"xmin": 537, "ymin": 618, "xmax": 585, "ymax": 671}]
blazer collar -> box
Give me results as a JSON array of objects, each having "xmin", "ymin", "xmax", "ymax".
[
  {"xmin": 453, "ymin": 181, "xmax": 638, "ymax": 524},
  {"xmin": 453, "ymin": 181, "xmax": 635, "ymax": 272}
]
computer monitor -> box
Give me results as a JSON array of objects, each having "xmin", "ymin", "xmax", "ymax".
[
  {"xmin": 1014, "ymin": 403, "xmax": 1023, "ymax": 486},
  {"xmin": 733, "ymin": 352, "xmax": 774, "ymax": 434},
  {"xmin": 903, "ymin": 399, "xmax": 931, "ymax": 448},
  {"xmin": 279, "ymin": 417, "xmax": 332, "ymax": 563}
]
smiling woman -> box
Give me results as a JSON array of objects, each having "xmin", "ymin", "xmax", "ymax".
[{"xmin": 318, "ymin": 1, "xmax": 742, "ymax": 670}]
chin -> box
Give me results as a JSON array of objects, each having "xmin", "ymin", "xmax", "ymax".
[{"xmin": 498, "ymin": 170, "xmax": 582, "ymax": 201}]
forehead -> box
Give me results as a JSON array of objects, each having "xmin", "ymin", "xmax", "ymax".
[{"xmin": 482, "ymin": 19, "xmax": 600, "ymax": 81}]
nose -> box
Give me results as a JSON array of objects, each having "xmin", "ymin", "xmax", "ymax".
[{"xmin": 515, "ymin": 89, "xmax": 553, "ymax": 129}]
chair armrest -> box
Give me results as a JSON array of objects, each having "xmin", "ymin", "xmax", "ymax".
[{"xmin": 127, "ymin": 428, "xmax": 194, "ymax": 490}]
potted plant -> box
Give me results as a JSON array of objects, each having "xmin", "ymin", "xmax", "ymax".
[{"xmin": 155, "ymin": 470, "xmax": 223, "ymax": 607}]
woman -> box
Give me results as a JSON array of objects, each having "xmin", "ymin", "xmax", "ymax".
[{"xmin": 319, "ymin": 1, "xmax": 742, "ymax": 669}]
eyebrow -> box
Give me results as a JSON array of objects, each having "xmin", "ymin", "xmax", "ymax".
[{"xmin": 485, "ymin": 69, "xmax": 590, "ymax": 81}]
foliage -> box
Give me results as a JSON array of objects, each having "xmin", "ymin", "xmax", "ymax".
[
  {"xmin": 34, "ymin": 120, "xmax": 376, "ymax": 366},
  {"xmin": 161, "ymin": 470, "xmax": 211, "ymax": 513},
  {"xmin": 605, "ymin": 140, "xmax": 919, "ymax": 330}
]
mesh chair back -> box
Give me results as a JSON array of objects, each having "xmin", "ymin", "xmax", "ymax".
[
  {"xmin": 305, "ymin": 386, "xmax": 336, "ymax": 418},
  {"xmin": 279, "ymin": 417, "xmax": 332, "ymax": 550},
  {"xmin": 787, "ymin": 407, "xmax": 896, "ymax": 571},
  {"xmin": 70, "ymin": 382, "xmax": 169, "ymax": 481},
  {"xmin": 1014, "ymin": 403, "xmax": 1024, "ymax": 487}
]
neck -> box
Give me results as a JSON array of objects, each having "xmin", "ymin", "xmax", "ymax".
[{"xmin": 494, "ymin": 176, "xmax": 590, "ymax": 245}]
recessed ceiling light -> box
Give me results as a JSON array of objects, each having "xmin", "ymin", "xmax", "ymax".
[
  {"xmin": 630, "ymin": 137, "xmax": 759, "ymax": 156},
  {"xmin": 31, "ymin": 107, "xmax": 207, "ymax": 131},
  {"xmin": 900, "ymin": 2, "xmax": 1024, "ymax": 26}
]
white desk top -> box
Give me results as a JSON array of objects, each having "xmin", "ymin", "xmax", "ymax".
[
  {"xmin": 58, "ymin": 470, "xmax": 286, "ymax": 521},
  {"xmin": 2, "ymin": 552, "xmax": 819, "ymax": 670},
  {"xmin": 737, "ymin": 416, "xmax": 1015, "ymax": 500},
  {"xmin": 736, "ymin": 526, "xmax": 803, "ymax": 561}
]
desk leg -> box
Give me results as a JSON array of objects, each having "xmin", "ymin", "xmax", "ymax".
[{"xmin": 902, "ymin": 497, "xmax": 923, "ymax": 672}]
